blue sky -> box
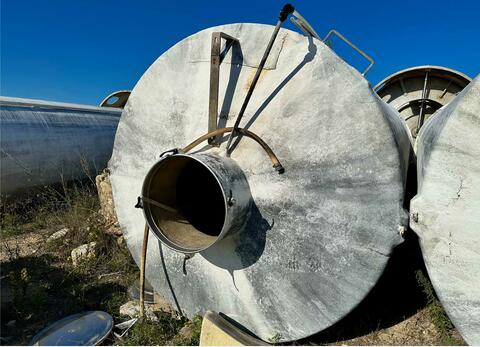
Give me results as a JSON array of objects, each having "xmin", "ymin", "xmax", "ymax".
[{"xmin": 1, "ymin": 0, "xmax": 479, "ymax": 106}]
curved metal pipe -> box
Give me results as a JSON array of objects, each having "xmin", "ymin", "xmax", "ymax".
[{"xmin": 182, "ymin": 127, "xmax": 285, "ymax": 174}]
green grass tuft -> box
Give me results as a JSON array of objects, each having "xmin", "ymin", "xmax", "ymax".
[{"xmin": 415, "ymin": 269, "xmax": 466, "ymax": 345}]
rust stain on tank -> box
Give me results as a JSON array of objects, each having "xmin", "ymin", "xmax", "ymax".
[{"xmin": 244, "ymin": 69, "xmax": 269, "ymax": 91}]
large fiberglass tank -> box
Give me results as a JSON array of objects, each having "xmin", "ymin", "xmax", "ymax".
[
  {"xmin": 109, "ymin": 23, "xmax": 412, "ymax": 342},
  {"xmin": 410, "ymin": 76, "xmax": 480, "ymax": 345}
]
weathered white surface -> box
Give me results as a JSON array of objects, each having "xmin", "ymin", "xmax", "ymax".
[
  {"xmin": 410, "ymin": 76, "xmax": 480, "ymax": 345},
  {"xmin": 0, "ymin": 96, "xmax": 121, "ymax": 196},
  {"xmin": 109, "ymin": 24, "xmax": 410, "ymax": 342}
]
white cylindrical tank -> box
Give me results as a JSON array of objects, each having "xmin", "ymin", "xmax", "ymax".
[
  {"xmin": 109, "ymin": 23, "xmax": 411, "ymax": 342},
  {"xmin": 0, "ymin": 97, "xmax": 121, "ymax": 196},
  {"xmin": 410, "ymin": 76, "xmax": 480, "ymax": 345}
]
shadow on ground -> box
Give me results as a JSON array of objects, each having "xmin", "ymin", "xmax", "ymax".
[{"xmin": 300, "ymin": 231, "xmax": 428, "ymax": 345}]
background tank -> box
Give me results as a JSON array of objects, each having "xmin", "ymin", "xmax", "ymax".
[
  {"xmin": 0, "ymin": 96, "xmax": 122, "ymax": 196},
  {"xmin": 410, "ymin": 76, "xmax": 480, "ymax": 345},
  {"xmin": 109, "ymin": 23, "xmax": 411, "ymax": 342},
  {"xmin": 374, "ymin": 66, "xmax": 471, "ymax": 139}
]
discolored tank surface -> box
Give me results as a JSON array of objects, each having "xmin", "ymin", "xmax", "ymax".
[
  {"xmin": 109, "ymin": 23, "xmax": 411, "ymax": 342},
  {"xmin": 410, "ymin": 76, "xmax": 480, "ymax": 345}
]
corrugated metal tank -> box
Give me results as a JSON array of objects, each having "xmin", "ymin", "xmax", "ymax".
[{"xmin": 0, "ymin": 97, "xmax": 121, "ymax": 196}]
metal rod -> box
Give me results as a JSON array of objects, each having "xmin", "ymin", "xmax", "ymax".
[
  {"xmin": 183, "ymin": 127, "xmax": 284, "ymax": 173},
  {"xmin": 416, "ymin": 71, "xmax": 429, "ymax": 133},
  {"xmin": 139, "ymin": 223, "xmax": 149, "ymax": 319},
  {"xmin": 142, "ymin": 196, "xmax": 179, "ymax": 214},
  {"xmin": 225, "ymin": 4, "xmax": 294, "ymax": 156},
  {"xmin": 440, "ymin": 79, "xmax": 453, "ymax": 99}
]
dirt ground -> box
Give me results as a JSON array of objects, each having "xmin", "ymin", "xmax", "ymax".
[
  {"xmin": 0, "ymin": 188, "xmax": 466, "ymax": 345},
  {"xmin": 334, "ymin": 308, "xmax": 464, "ymax": 346},
  {"xmin": 0, "ymin": 187, "xmax": 200, "ymax": 346}
]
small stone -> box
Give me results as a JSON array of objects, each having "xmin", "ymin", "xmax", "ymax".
[
  {"xmin": 178, "ymin": 324, "xmax": 193, "ymax": 340},
  {"xmin": 6, "ymin": 320, "xmax": 16, "ymax": 327},
  {"xmin": 117, "ymin": 236, "xmax": 125, "ymax": 247},
  {"xmin": 119, "ymin": 300, "xmax": 157, "ymax": 321},
  {"xmin": 47, "ymin": 228, "xmax": 69, "ymax": 242},
  {"xmin": 96, "ymin": 171, "xmax": 122, "ymax": 236},
  {"xmin": 71, "ymin": 242, "xmax": 97, "ymax": 267}
]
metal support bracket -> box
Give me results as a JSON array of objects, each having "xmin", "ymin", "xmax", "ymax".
[
  {"xmin": 323, "ymin": 29, "xmax": 375, "ymax": 76},
  {"xmin": 290, "ymin": 10, "xmax": 321, "ymax": 40},
  {"xmin": 208, "ymin": 32, "xmax": 239, "ymax": 146}
]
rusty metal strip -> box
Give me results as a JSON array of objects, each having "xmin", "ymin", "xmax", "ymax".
[{"xmin": 208, "ymin": 32, "xmax": 238, "ymax": 146}]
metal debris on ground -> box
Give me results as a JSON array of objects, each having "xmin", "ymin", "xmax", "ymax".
[{"xmin": 29, "ymin": 311, "xmax": 113, "ymax": 346}]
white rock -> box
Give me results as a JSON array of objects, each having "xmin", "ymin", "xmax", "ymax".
[
  {"xmin": 71, "ymin": 242, "xmax": 97, "ymax": 267},
  {"xmin": 119, "ymin": 300, "xmax": 157, "ymax": 321},
  {"xmin": 47, "ymin": 227, "xmax": 69, "ymax": 241},
  {"xmin": 178, "ymin": 324, "xmax": 193, "ymax": 340}
]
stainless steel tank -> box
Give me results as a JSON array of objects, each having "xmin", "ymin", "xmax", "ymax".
[
  {"xmin": 0, "ymin": 96, "xmax": 122, "ymax": 196},
  {"xmin": 109, "ymin": 23, "xmax": 411, "ymax": 342}
]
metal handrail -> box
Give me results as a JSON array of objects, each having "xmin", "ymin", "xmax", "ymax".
[
  {"xmin": 288, "ymin": 10, "xmax": 374, "ymax": 77},
  {"xmin": 323, "ymin": 29, "xmax": 374, "ymax": 76}
]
